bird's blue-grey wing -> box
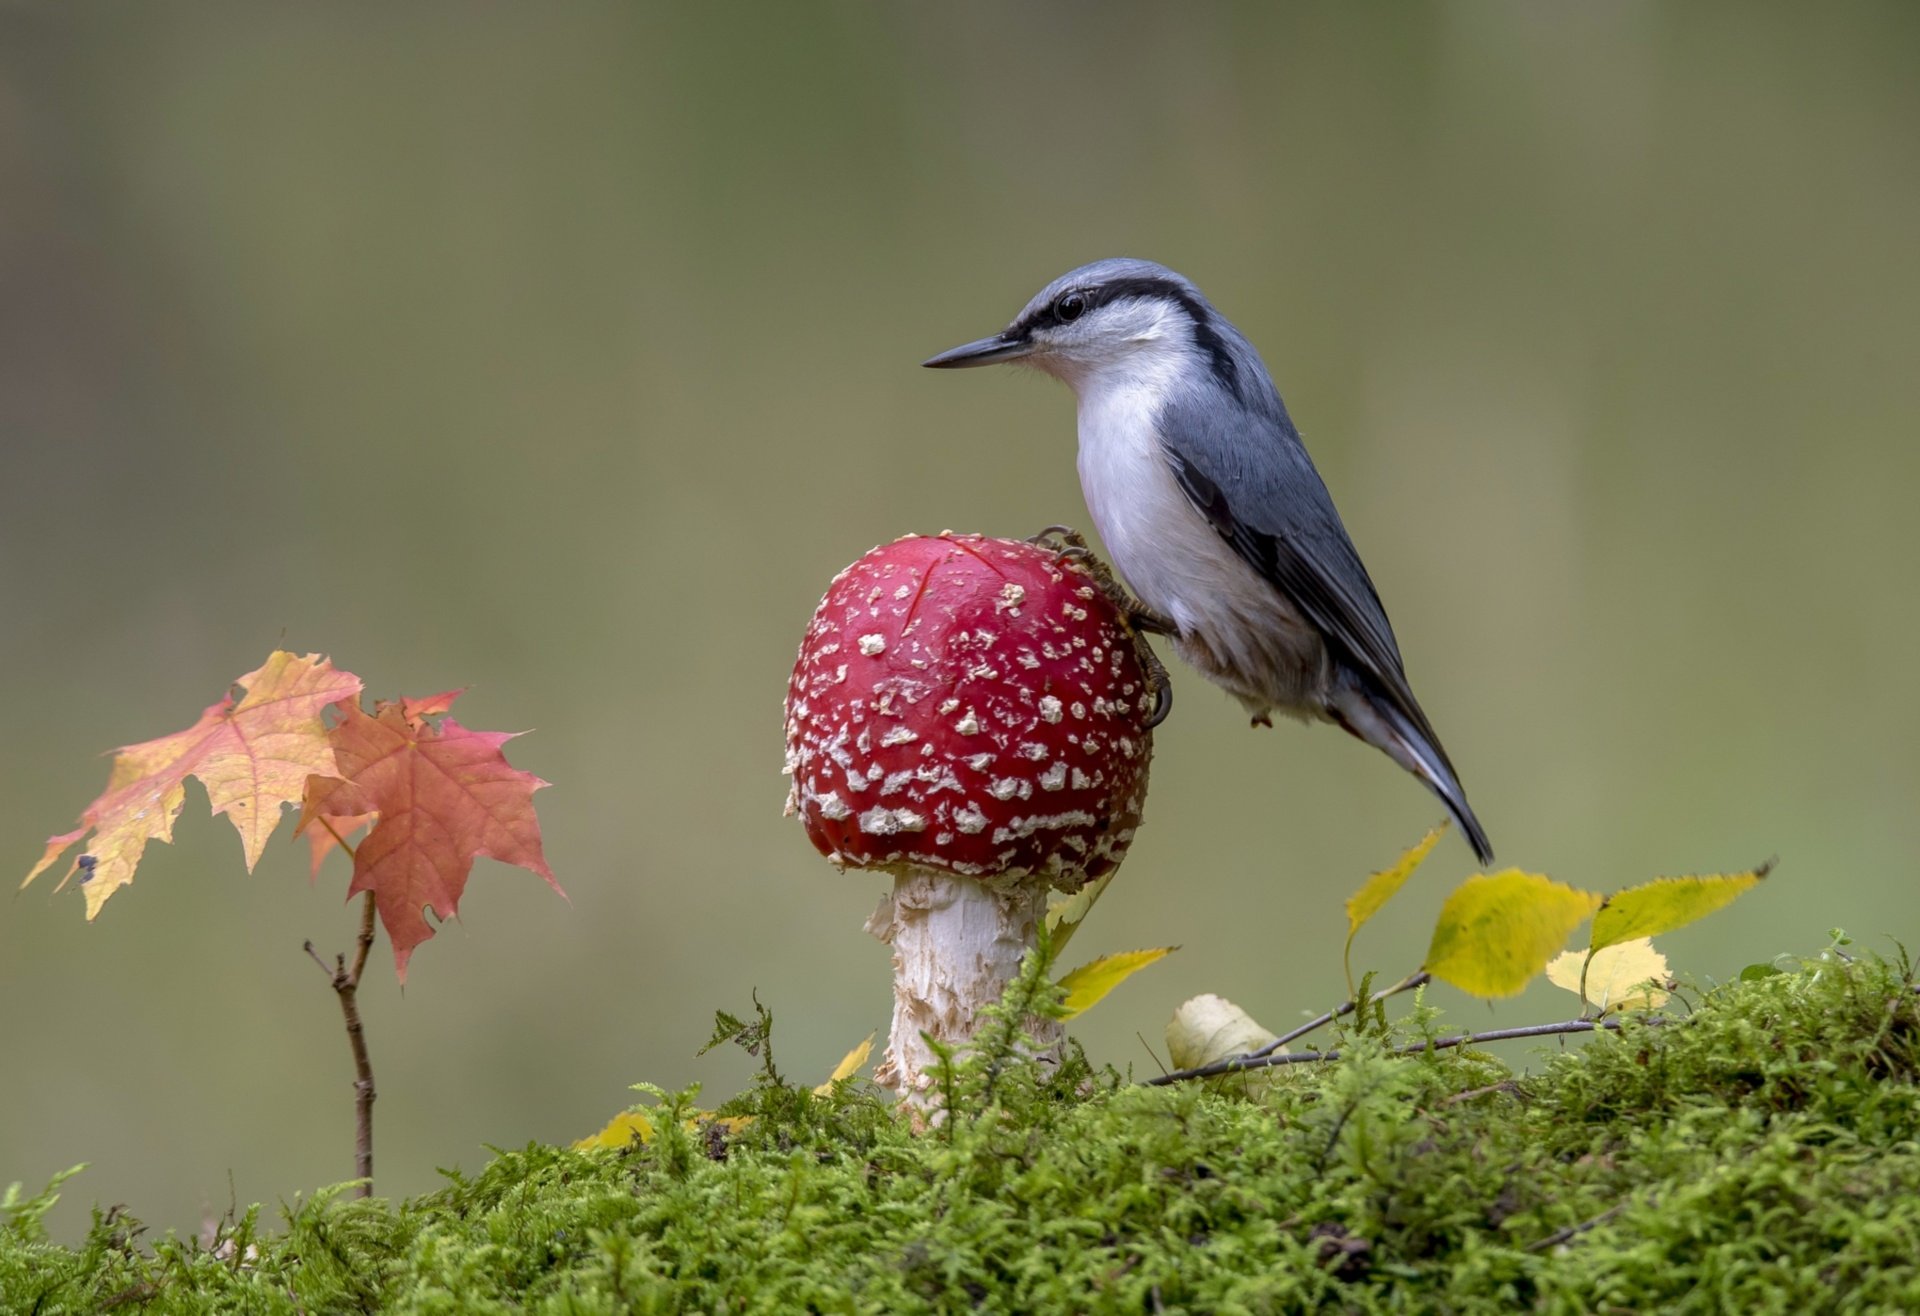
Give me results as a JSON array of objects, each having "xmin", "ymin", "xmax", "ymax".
[{"xmin": 1154, "ymin": 391, "xmax": 1449, "ymax": 757}]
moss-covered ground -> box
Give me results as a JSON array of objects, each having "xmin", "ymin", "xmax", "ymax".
[{"xmin": 5, "ymin": 946, "xmax": 1917, "ymax": 1314}]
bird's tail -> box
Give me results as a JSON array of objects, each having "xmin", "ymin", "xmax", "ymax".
[{"xmin": 1328, "ymin": 688, "xmax": 1494, "ymax": 866}]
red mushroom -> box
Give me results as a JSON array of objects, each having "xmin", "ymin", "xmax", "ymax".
[{"xmin": 784, "ymin": 533, "xmax": 1158, "ymax": 1102}]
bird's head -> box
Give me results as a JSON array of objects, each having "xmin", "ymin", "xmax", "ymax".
[{"xmin": 922, "ymin": 257, "xmax": 1218, "ymax": 391}]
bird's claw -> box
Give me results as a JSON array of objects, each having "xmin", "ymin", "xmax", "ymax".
[
  {"xmin": 1028, "ymin": 526, "xmax": 1176, "ymax": 635},
  {"xmin": 1145, "ymin": 661, "xmax": 1173, "ymax": 730},
  {"xmin": 1027, "ymin": 524, "xmax": 1093, "ymax": 561},
  {"xmin": 1028, "ymin": 524, "xmax": 1175, "ymax": 730}
]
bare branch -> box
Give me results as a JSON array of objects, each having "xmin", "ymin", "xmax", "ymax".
[
  {"xmin": 1527, "ymin": 1201, "xmax": 1630, "ymax": 1252},
  {"xmin": 1247, "ymin": 970, "xmax": 1433, "ymax": 1061},
  {"xmin": 1145, "ymin": 1015, "xmax": 1663, "ymax": 1086},
  {"xmin": 348, "ymin": 887, "xmax": 377, "ymax": 990},
  {"xmin": 302, "ymin": 941, "xmax": 332, "ymax": 979},
  {"xmin": 305, "ymin": 890, "xmax": 380, "ymax": 1197}
]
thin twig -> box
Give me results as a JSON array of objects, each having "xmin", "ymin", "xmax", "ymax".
[
  {"xmin": 1527, "ymin": 1201, "xmax": 1629, "ymax": 1252},
  {"xmin": 349, "ymin": 887, "xmax": 376, "ymax": 994},
  {"xmin": 1442, "ymin": 1079, "xmax": 1522, "ymax": 1106},
  {"xmin": 1245, "ymin": 971, "xmax": 1432, "ymax": 1062},
  {"xmin": 306, "ymin": 820, "xmax": 379, "ymax": 1198},
  {"xmin": 1135, "ymin": 1032, "xmax": 1171, "ymax": 1078},
  {"xmin": 338, "ymin": 891, "xmax": 377, "ymax": 1196},
  {"xmin": 1145, "ymin": 1015, "xmax": 1659, "ymax": 1086},
  {"xmin": 302, "ymin": 941, "xmax": 333, "ymax": 978}
]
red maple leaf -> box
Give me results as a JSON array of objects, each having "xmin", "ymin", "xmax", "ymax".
[
  {"xmin": 298, "ymin": 693, "xmax": 560, "ymax": 980},
  {"xmin": 304, "ymin": 812, "xmax": 376, "ymax": 880},
  {"xmin": 22, "ymin": 651, "xmax": 363, "ymax": 916}
]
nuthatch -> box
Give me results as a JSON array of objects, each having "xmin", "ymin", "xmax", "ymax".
[{"xmin": 925, "ymin": 257, "xmax": 1493, "ymax": 863}]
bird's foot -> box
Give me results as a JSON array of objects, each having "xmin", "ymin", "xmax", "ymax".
[
  {"xmin": 1142, "ymin": 646, "xmax": 1174, "ymax": 731},
  {"xmin": 1028, "ymin": 525, "xmax": 1175, "ymax": 729},
  {"xmin": 1026, "ymin": 525, "xmax": 1177, "ymax": 637}
]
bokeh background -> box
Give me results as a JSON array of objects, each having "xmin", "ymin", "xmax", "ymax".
[{"xmin": 3, "ymin": 3, "xmax": 1915, "ymax": 1239}]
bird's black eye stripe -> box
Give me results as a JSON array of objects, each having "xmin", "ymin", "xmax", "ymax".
[{"xmin": 1005, "ymin": 277, "xmax": 1240, "ymax": 395}]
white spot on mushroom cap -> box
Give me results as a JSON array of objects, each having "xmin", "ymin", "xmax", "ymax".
[
  {"xmin": 858, "ymin": 806, "xmax": 926, "ymax": 835},
  {"xmin": 815, "ymin": 791, "xmax": 852, "ymax": 821},
  {"xmin": 858, "ymin": 633, "xmax": 886, "ymax": 656},
  {"xmin": 989, "ymin": 810, "xmax": 1098, "ymax": 845},
  {"xmin": 954, "ymin": 708, "xmax": 981, "ymax": 735},
  {"xmin": 1038, "ymin": 696, "xmax": 1063, "ymax": 723},
  {"xmin": 1038, "ymin": 761, "xmax": 1067, "ymax": 791},
  {"xmin": 952, "ymin": 803, "xmax": 989, "ymax": 834}
]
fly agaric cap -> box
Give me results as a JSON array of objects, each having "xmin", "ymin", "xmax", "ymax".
[
  {"xmin": 784, "ymin": 532, "xmax": 1159, "ymax": 1105},
  {"xmin": 785, "ymin": 533, "xmax": 1153, "ymax": 891}
]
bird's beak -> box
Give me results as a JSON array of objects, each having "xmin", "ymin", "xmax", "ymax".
[{"xmin": 922, "ymin": 333, "xmax": 1035, "ymax": 369}]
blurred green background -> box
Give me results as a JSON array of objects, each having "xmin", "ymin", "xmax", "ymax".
[{"xmin": 3, "ymin": 3, "xmax": 1916, "ymax": 1239}]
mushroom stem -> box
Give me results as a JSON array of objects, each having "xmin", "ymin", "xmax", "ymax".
[{"xmin": 865, "ymin": 870, "xmax": 1058, "ymax": 1104}]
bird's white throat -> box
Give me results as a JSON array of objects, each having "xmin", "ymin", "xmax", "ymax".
[{"xmin": 1055, "ymin": 333, "xmax": 1227, "ymax": 638}]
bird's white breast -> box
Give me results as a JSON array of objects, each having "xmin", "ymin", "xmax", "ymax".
[
  {"xmin": 1066, "ymin": 344, "xmax": 1326, "ymax": 714},
  {"xmin": 1071, "ymin": 353, "xmax": 1245, "ymax": 637}
]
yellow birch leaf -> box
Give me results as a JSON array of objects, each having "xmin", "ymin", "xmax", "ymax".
[
  {"xmin": 1165, "ymin": 994, "xmax": 1278, "ymax": 1070},
  {"xmin": 1057, "ymin": 947, "xmax": 1175, "ymax": 1020},
  {"xmin": 1045, "ymin": 872, "xmax": 1114, "ymax": 957},
  {"xmin": 1425, "ymin": 870, "xmax": 1603, "ymax": 999},
  {"xmin": 1545, "ymin": 938, "xmax": 1671, "ymax": 1013},
  {"xmin": 813, "ymin": 1033, "xmax": 875, "ymax": 1094},
  {"xmin": 1590, "ymin": 867, "xmax": 1770, "ymax": 951},
  {"xmin": 575, "ymin": 1108, "xmax": 756, "ymax": 1152},
  {"xmin": 1343, "ymin": 823, "xmax": 1449, "ymax": 995},
  {"xmin": 574, "ymin": 1109, "xmax": 654, "ymax": 1151}
]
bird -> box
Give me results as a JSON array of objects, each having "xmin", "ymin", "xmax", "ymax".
[{"xmin": 923, "ymin": 257, "xmax": 1494, "ymax": 864}]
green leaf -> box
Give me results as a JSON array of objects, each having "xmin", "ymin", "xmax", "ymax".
[
  {"xmin": 1425, "ymin": 870, "xmax": 1603, "ymax": 1000},
  {"xmin": 1343, "ymin": 824, "xmax": 1448, "ymax": 998},
  {"xmin": 1056, "ymin": 947, "xmax": 1175, "ymax": 1020},
  {"xmin": 1045, "ymin": 872, "xmax": 1114, "ymax": 957},
  {"xmin": 1590, "ymin": 865, "xmax": 1770, "ymax": 952}
]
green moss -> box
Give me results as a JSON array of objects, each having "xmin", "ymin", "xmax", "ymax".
[{"xmin": 5, "ymin": 947, "xmax": 1918, "ymax": 1314}]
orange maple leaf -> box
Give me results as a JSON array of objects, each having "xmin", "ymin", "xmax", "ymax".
[
  {"xmin": 297, "ymin": 693, "xmax": 560, "ymax": 981},
  {"xmin": 22, "ymin": 651, "xmax": 364, "ymax": 917}
]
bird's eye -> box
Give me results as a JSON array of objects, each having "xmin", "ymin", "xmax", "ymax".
[{"xmin": 1054, "ymin": 292, "xmax": 1087, "ymax": 324}]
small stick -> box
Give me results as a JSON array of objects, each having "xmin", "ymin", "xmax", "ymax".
[
  {"xmin": 1527, "ymin": 1201, "xmax": 1629, "ymax": 1252},
  {"xmin": 1442, "ymin": 1079, "xmax": 1522, "ymax": 1106},
  {"xmin": 307, "ymin": 817, "xmax": 379, "ymax": 1198},
  {"xmin": 1243, "ymin": 970, "xmax": 1433, "ymax": 1063},
  {"xmin": 1145, "ymin": 1015, "xmax": 1661, "ymax": 1086}
]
